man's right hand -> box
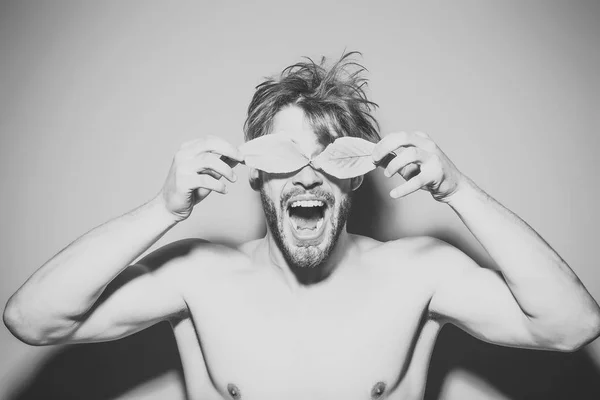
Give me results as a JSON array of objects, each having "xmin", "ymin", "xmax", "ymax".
[
  {"xmin": 3, "ymin": 136, "xmax": 244, "ymax": 345},
  {"xmin": 159, "ymin": 136, "xmax": 244, "ymax": 222}
]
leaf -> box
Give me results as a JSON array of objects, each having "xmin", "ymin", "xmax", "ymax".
[
  {"xmin": 311, "ymin": 137, "xmax": 377, "ymax": 179},
  {"xmin": 239, "ymin": 134, "xmax": 309, "ymax": 174}
]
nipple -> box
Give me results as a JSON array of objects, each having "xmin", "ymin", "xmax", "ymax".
[
  {"xmin": 227, "ymin": 383, "xmax": 241, "ymax": 399},
  {"xmin": 371, "ymin": 381, "xmax": 386, "ymax": 399}
]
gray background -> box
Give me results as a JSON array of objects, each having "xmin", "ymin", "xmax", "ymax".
[{"xmin": 1, "ymin": 1, "xmax": 599, "ymax": 399}]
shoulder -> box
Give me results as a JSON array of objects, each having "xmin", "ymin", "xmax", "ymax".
[
  {"xmin": 348, "ymin": 233, "xmax": 384, "ymax": 252},
  {"xmin": 348, "ymin": 233, "xmax": 455, "ymax": 253},
  {"xmin": 135, "ymin": 238, "xmax": 249, "ymax": 284},
  {"xmin": 138, "ymin": 238, "xmax": 236, "ymax": 267},
  {"xmin": 373, "ymin": 236, "xmax": 483, "ymax": 302},
  {"xmin": 378, "ymin": 235, "xmax": 458, "ymax": 256},
  {"xmin": 369, "ymin": 235, "xmax": 446, "ymax": 258},
  {"xmin": 236, "ymin": 238, "xmax": 262, "ymax": 256},
  {"xmin": 367, "ymin": 235, "xmax": 477, "ymax": 277}
]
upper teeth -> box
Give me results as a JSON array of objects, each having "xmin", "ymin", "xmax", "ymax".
[{"xmin": 291, "ymin": 200, "xmax": 324, "ymax": 208}]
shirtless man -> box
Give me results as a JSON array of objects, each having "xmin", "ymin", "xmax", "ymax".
[{"xmin": 4, "ymin": 53, "xmax": 600, "ymax": 400}]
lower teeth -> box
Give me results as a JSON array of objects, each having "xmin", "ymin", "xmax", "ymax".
[{"xmin": 295, "ymin": 218, "xmax": 324, "ymax": 232}]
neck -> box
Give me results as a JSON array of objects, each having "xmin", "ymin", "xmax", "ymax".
[{"xmin": 259, "ymin": 228, "xmax": 354, "ymax": 289}]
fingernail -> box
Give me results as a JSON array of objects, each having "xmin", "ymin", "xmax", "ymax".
[
  {"xmin": 384, "ymin": 170, "xmax": 390, "ymax": 177},
  {"xmin": 390, "ymin": 189, "xmax": 398, "ymax": 198}
]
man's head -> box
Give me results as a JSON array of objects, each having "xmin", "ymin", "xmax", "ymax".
[{"xmin": 244, "ymin": 52, "xmax": 380, "ymax": 270}]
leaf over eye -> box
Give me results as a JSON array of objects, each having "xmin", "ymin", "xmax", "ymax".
[
  {"xmin": 239, "ymin": 134, "xmax": 309, "ymax": 174},
  {"xmin": 311, "ymin": 137, "xmax": 377, "ymax": 179}
]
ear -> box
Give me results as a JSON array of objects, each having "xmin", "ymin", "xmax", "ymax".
[
  {"xmin": 350, "ymin": 175, "xmax": 364, "ymax": 191},
  {"xmin": 248, "ymin": 168, "xmax": 262, "ymax": 191}
]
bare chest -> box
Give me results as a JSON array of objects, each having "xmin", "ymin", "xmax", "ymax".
[{"xmin": 178, "ymin": 267, "xmax": 435, "ymax": 400}]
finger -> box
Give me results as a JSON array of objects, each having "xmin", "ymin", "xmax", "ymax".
[
  {"xmin": 390, "ymin": 175, "xmax": 427, "ymax": 199},
  {"xmin": 201, "ymin": 169, "xmax": 221, "ymax": 180},
  {"xmin": 384, "ymin": 147, "xmax": 429, "ymax": 177},
  {"xmin": 191, "ymin": 174, "xmax": 228, "ymax": 194},
  {"xmin": 188, "ymin": 154, "xmax": 237, "ymax": 183},
  {"xmin": 372, "ymin": 131, "xmax": 435, "ymax": 163},
  {"xmin": 183, "ymin": 136, "xmax": 244, "ymax": 162}
]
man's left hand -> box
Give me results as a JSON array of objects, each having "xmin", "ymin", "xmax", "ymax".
[{"xmin": 372, "ymin": 131, "xmax": 466, "ymax": 202}]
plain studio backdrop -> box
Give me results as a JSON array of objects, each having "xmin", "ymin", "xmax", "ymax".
[{"xmin": 1, "ymin": 1, "xmax": 599, "ymax": 399}]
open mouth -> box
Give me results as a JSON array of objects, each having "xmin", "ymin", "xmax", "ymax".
[{"xmin": 286, "ymin": 199, "xmax": 328, "ymax": 240}]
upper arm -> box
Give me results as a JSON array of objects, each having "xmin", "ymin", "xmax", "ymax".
[
  {"xmin": 426, "ymin": 239, "xmax": 546, "ymax": 350},
  {"xmin": 64, "ymin": 239, "xmax": 206, "ymax": 344}
]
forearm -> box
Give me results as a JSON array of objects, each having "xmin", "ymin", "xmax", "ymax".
[
  {"xmin": 5, "ymin": 195, "xmax": 178, "ymax": 332},
  {"xmin": 447, "ymin": 177, "xmax": 600, "ymax": 344}
]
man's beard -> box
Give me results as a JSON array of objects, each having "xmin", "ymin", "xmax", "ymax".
[{"xmin": 260, "ymin": 188, "xmax": 352, "ymax": 270}]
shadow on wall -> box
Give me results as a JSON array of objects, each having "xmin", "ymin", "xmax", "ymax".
[
  {"xmin": 6, "ymin": 322, "xmax": 183, "ymax": 400},
  {"xmin": 6, "ymin": 175, "xmax": 600, "ymax": 400},
  {"xmin": 425, "ymin": 324, "xmax": 600, "ymax": 400}
]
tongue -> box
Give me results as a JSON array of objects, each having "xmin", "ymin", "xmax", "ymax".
[{"xmin": 292, "ymin": 215, "xmax": 318, "ymax": 230}]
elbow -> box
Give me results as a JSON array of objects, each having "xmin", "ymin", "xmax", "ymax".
[
  {"xmin": 4, "ymin": 299, "xmax": 38, "ymax": 345},
  {"xmin": 567, "ymin": 305, "xmax": 600, "ymax": 352},
  {"xmin": 551, "ymin": 338, "xmax": 590, "ymax": 353},
  {"xmin": 3, "ymin": 296, "xmax": 65, "ymax": 346},
  {"xmin": 569, "ymin": 308, "xmax": 600, "ymax": 352},
  {"xmin": 3, "ymin": 297, "xmax": 44, "ymax": 345},
  {"xmin": 540, "ymin": 309, "xmax": 600, "ymax": 353}
]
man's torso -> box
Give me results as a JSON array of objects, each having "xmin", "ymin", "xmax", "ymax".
[{"xmin": 163, "ymin": 235, "xmax": 445, "ymax": 400}]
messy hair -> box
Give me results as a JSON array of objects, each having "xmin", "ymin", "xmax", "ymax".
[{"xmin": 244, "ymin": 51, "xmax": 380, "ymax": 145}]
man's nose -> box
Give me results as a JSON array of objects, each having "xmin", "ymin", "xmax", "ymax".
[{"xmin": 292, "ymin": 165, "xmax": 323, "ymax": 189}]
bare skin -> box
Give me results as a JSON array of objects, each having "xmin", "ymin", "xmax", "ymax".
[
  {"xmin": 164, "ymin": 235, "xmax": 445, "ymax": 400},
  {"xmin": 4, "ymin": 105, "xmax": 600, "ymax": 400}
]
